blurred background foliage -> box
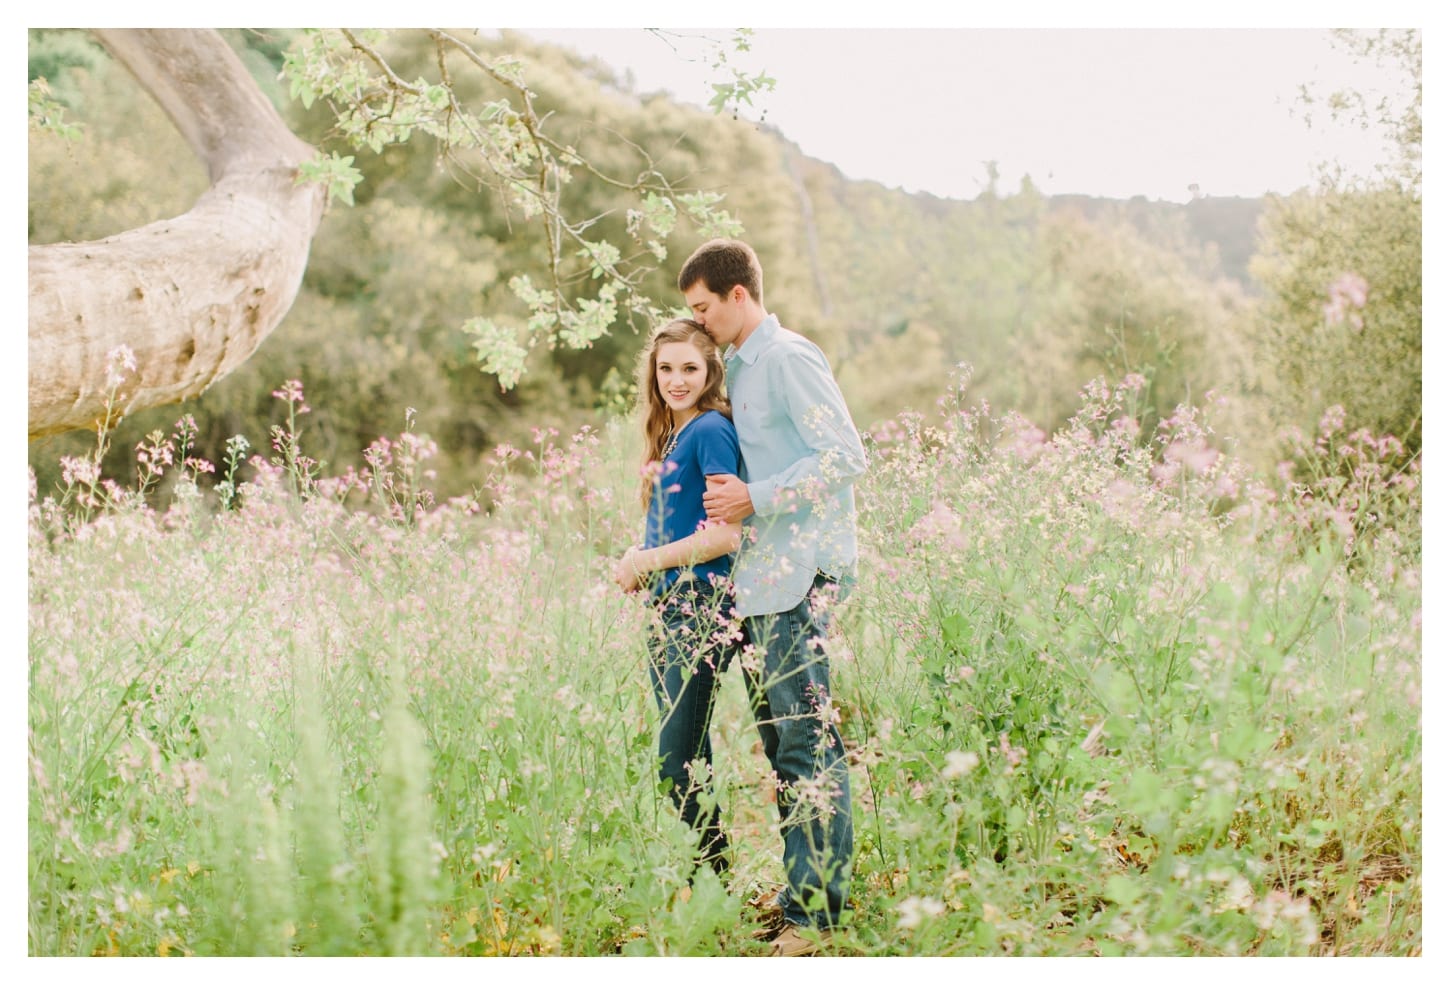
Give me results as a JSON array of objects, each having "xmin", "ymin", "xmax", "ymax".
[{"xmin": 28, "ymin": 28, "xmax": 1420, "ymax": 500}]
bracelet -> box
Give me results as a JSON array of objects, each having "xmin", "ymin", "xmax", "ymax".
[{"xmin": 629, "ymin": 551, "xmax": 645, "ymax": 579}]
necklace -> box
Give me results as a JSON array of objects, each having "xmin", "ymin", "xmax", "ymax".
[{"xmin": 662, "ymin": 411, "xmax": 702, "ymax": 459}]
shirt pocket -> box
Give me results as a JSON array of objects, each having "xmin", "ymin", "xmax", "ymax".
[{"xmin": 742, "ymin": 381, "xmax": 790, "ymax": 436}]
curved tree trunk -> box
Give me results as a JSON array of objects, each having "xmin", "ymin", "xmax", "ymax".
[{"xmin": 28, "ymin": 28, "xmax": 326, "ymax": 439}]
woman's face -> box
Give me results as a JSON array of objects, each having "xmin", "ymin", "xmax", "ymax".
[{"xmin": 654, "ymin": 340, "xmax": 710, "ymax": 417}]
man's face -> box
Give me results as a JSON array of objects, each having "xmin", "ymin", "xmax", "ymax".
[{"xmin": 683, "ymin": 281, "xmax": 743, "ymax": 349}]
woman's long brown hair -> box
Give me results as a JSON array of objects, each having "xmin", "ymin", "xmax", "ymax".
[{"xmin": 635, "ymin": 318, "xmax": 731, "ymax": 511}]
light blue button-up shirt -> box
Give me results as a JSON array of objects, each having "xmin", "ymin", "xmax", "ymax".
[{"xmin": 725, "ymin": 314, "xmax": 867, "ymax": 617}]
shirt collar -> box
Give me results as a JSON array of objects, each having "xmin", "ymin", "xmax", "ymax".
[{"xmin": 726, "ymin": 313, "xmax": 778, "ymax": 366}]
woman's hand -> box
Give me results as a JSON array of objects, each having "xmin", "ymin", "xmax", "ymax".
[{"xmin": 613, "ymin": 547, "xmax": 644, "ymax": 593}]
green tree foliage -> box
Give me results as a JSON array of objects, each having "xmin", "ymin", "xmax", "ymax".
[
  {"xmin": 836, "ymin": 321, "xmax": 953, "ymax": 428},
  {"xmin": 278, "ymin": 29, "xmax": 763, "ymax": 385},
  {"xmin": 29, "ymin": 33, "xmax": 204, "ymax": 242},
  {"xmin": 1006, "ymin": 208, "xmax": 1256, "ymax": 443},
  {"xmin": 1054, "ymin": 193, "xmax": 1265, "ymax": 291},
  {"xmin": 27, "ymin": 28, "xmax": 107, "ymax": 107},
  {"xmin": 1250, "ymin": 29, "xmax": 1421, "ymax": 456},
  {"xmin": 803, "ymin": 164, "xmax": 1049, "ymax": 425},
  {"xmin": 1183, "ymin": 197, "xmax": 1266, "ymax": 290},
  {"xmin": 804, "ymin": 164, "xmax": 1257, "ymax": 446},
  {"xmin": 1250, "ymin": 187, "xmax": 1421, "ymax": 453},
  {"xmin": 1303, "ymin": 28, "xmax": 1421, "ymax": 194}
]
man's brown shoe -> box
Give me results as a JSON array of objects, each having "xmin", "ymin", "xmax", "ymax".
[
  {"xmin": 769, "ymin": 924, "xmax": 829, "ymax": 956},
  {"xmin": 748, "ymin": 887, "xmax": 788, "ymax": 941}
]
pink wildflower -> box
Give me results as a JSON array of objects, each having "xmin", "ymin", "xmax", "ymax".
[
  {"xmin": 1007, "ymin": 420, "xmax": 1048, "ymax": 461},
  {"xmin": 1318, "ymin": 405, "xmax": 1347, "ymax": 442},
  {"xmin": 1151, "ymin": 461, "xmax": 1182, "ymax": 486},
  {"xmin": 1324, "ymin": 272, "xmax": 1369, "ymax": 329},
  {"xmin": 907, "ymin": 501, "xmax": 968, "ymax": 551},
  {"xmin": 1165, "ymin": 439, "xmax": 1220, "ymax": 474},
  {"xmin": 104, "ymin": 345, "xmax": 137, "ymax": 388},
  {"xmin": 996, "ymin": 733, "xmax": 1026, "ymax": 773},
  {"xmin": 271, "ymin": 379, "xmax": 310, "ymax": 413}
]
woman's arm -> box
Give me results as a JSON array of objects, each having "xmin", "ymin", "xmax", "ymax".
[
  {"xmin": 636, "ymin": 518, "xmax": 742, "ymax": 572},
  {"xmin": 613, "ymin": 518, "xmax": 742, "ymax": 592}
]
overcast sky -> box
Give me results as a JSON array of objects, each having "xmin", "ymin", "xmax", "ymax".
[{"xmin": 513, "ymin": 23, "xmax": 1415, "ymax": 203}]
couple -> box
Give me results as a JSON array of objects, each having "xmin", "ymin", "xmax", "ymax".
[{"xmin": 612, "ymin": 239, "xmax": 867, "ymax": 956}]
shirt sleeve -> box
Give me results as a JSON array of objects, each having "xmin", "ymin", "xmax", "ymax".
[
  {"xmin": 745, "ymin": 343, "xmax": 867, "ymax": 517},
  {"xmin": 695, "ymin": 413, "xmax": 742, "ymax": 478}
]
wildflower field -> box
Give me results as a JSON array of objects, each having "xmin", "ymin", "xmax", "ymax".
[{"xmin": 27, "ymin": 371, "xmax": 1421, "ymax": 956}]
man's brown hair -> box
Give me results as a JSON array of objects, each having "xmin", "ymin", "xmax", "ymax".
[{"xmin": 677, "ymin": 238, "xmax": 764, "ymax": 305}]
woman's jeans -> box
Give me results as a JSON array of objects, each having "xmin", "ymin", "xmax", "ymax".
[
  {"xmin": 647, "ymin": 585, "xmax": 737, "ymax": 875},
  {"xmin": 743, "ymin": 572, "xmax": 854, "ymax": 931}
]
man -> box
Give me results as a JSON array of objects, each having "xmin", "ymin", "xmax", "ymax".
[{"xmin": 678, "ymin": 238, "xmax": 866, "ymax": 957}]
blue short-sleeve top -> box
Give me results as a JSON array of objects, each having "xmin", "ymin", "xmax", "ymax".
[{"xmin": 642, "ymin": 409, "xmax": 742, "ymax": 596}]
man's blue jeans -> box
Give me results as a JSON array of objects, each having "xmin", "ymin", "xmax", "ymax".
[
  {"xmin": 743, "ymin": 572, "xmax": 853, "ymax": 930},
  {"xmin": 647, "ymin": 585, "xmax": 736, "ymax": 875}
]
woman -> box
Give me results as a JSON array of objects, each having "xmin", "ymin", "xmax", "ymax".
[{"xmin": 614, "ymin": 318, "xmax": 742, "ymax": 877}]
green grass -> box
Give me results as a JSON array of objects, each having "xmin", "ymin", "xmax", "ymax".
[{"xmin": 27, "ymin": 376, "xmax": 1420, "ymax": 955}]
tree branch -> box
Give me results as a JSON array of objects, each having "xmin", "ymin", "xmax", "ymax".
[{"xmin": 28, "ymin": 29, "xmax": 326, "ymax": 438}]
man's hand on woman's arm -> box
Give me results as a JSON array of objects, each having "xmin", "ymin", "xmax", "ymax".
[{"xmin": 703, "ymin": 474, "xmax": 755, "ymax": 523}]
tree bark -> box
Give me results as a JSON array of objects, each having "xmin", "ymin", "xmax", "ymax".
[{"xmin": 28, "ymin": 28, "xmax": 326, "ymax": 439}]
